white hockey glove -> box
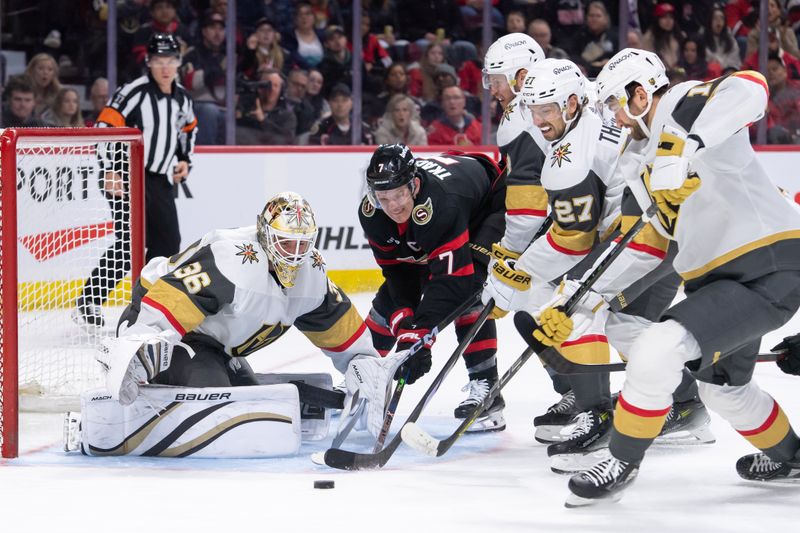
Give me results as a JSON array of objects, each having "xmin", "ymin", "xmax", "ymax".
[
  {"xmin": 532, "ymin": 278, "xmax": 606, "ymax": 347},
  {"xmin": 649, "ymin": 125, "xmax": 703, "ymax": 219},
  {"xmin": 342, "ymin": 352, "xmax": 405, "ymax": 437},
  {"xmin": 101, "ymin": 330, "xmax": 188, "ymax": 405},
  {"xmin": 481, "ymin": 253, "xmax": 531, "ymax": 319}
]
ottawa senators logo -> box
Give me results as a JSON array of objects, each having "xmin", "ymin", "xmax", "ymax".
[
  {"xmin": 412, "ymin": 197, "xmax": 433, "ymax": 225},
  {"xmin": 361, "ymin": 196, "xmax": 375, "ymax": 217}
]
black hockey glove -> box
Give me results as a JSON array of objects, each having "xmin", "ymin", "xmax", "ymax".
[
  {"xmin": 394, "ymin": 326, "xmax": 433, "ymax": 385},
  {"xmin": 773, "ymin": 334, "xmax": 800, "ymax": 376}
]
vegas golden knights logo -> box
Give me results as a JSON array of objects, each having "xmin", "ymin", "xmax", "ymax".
[
  {"xmin": 412, "ymin": 197, "xmax": 433, "ymax": 225},
  {"xmin": 361, "ymin": 196, "xmax": 375, "ymax": 217}
]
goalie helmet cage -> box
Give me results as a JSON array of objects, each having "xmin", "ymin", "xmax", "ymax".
[{"xmin": 0, "ymin": 128, "xmax": 145, "ymax": 458}]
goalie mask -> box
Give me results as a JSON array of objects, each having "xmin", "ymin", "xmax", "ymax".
[{"xmin": 257, "ymin": 192, "xmax": 318, "ymax": 288}]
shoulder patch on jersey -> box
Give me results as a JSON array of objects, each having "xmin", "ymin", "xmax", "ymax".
[
  {"xmin": 312, "ymin": 249, "xmax": 326, "ymax": 270},
  {"xmin": 412, "ymin": 197, "xmax": 433, "ymax": 225},
  {"xmin": 501, "ymin": 102, "xmax": 516, "ymax": 125},
  {"xmin": 550, "ymin": 143, "xmax": 573, "ymax": 168},
  {"xmin": 361, "ymin": 196, "xmax": 375, "ymax": 217},
  {"xmin": 234, "ymin": 243, "xmax": 260, "ymax": 264}
]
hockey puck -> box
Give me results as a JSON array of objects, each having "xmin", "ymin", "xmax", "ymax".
[{"xmin": 314, "ymin": 480, "xmax": 335, "ymax": 489}]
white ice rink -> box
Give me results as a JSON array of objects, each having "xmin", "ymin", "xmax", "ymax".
[{"xmin": 1, "ymin": 292, "xmax": 798, "ymax": 533}]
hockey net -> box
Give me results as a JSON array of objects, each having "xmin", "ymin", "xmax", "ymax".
[{"xmin": 0, "ymin": 128, "xmax": 144, "ymax": 458}]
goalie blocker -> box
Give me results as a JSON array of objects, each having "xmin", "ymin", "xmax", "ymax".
[{"xmin": 66, "ymin": 373, "xmax": 337, "ymax": 458}]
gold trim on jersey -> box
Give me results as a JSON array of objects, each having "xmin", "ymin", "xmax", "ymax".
[
  {"xmin": 549, "ymin": 222, "xmax": 596, "ymax": 254},
  {"xmin": 87, "ymin": 402, "xmax": 182, "ymax": 456},
  {"xmin": 740, "ymin": 407, "xmax": 791, "ymax": 450},
  {"xmin": 506, "ymin": 184, "xmax": 548, "ymax": 211},
  {"xmin": 145, "ymin": 279, "xmax": 206, "ymax": 333},
  {"xmin": 300, "ymin": 304, "xmax": 363, "ymax": 350},
  {"xmin": 655, "ymin": 131, "xmax": 686, "ymax": 158},
  {"xmin": 621, "ymin": 215, "xmax": 670, "ymax": 253},
  {"xmin": 680, "ymin": 231, "xmax": 800, "ymax": 281},
  {"xmin": 599, "ymin": 215, "xmax": 621, "ymax": 242}
]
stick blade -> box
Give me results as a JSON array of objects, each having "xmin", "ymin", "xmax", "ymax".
[{"xmin": 400, "ymin": 423, "xmax": 441, "ymax": 457}]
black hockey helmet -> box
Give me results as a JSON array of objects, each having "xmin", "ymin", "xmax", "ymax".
[
  {"xmin": 365, "ymin": 144, "xmax": 417, "ymax": 207},
  {"xmin": 147, "ymin": 32, "xmax": 181, "ymax": 60}
]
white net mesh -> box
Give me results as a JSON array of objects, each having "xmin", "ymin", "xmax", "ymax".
[{"xmin": 1, "ymin": 129, "xmax": 142, "ymax": 456}]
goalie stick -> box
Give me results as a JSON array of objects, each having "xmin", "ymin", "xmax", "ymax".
[{"xmin": 320, "ymin": 301, "xmax": 494, "ymax": 470}]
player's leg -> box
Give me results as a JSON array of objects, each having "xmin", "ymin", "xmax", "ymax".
[{"xmin": 144, "ymin": 172, "xmax": 182, "ymax": 262}]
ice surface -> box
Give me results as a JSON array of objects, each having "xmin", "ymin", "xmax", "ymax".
[{"xmin": 1, "ymin": 293, "xmax": 797, "ymax": 532}]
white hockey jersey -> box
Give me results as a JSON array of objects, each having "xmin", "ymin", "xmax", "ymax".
[
  {"xmin": 516, "ymin": 108, "xmax": 628, "ymax": 283},
  {"xmin": 592, "ymin": 71, "xmax": 800, "ymax": 296},
  {"xmin": 123, "ymin": 226, "xmax": 376, "ymax": 372}
]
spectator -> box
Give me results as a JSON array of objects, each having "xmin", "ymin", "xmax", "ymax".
[
  {"xmin": 528, "ymin": 19, "xmax": 569, "ymax": 60},
  {"xmin": 421, "ymin": 63, "xmax": 480, "ymax": 124},
  {"xmin": 240, "ymin": 17, "xmax": 288, "ymax": 79},
  {"xmin": 238, "ymin": 0, "xmax": 294, "ymax": 37},
  {"xmin": 24, "ymin": 53, "xmax": 62, "ymax": 115},
  {"xmin": 705, "ymin": 5, "xmax": 741, "ymax": 71},
  {"xmin": 426, "ymin": 85, "xmax": 481, "ymax": 146},
  {"xmin": 506, "ymin": 10, "xmax": 527, "ymax": 35},
  {"xmin": 374, "ymin": 94, "xmax": 428, "ymax": 145},
  {"xmin": 361, "ymin": 11, "xmax": 393, "ymax": 93},
  {"xmin": 84, "ymin": 77, "xmax": 110, "ymax": 127},
  {"xmin": 766, "ymin": 52, "xmax": 800, "ymax": 144},
  {"xmin": 310, "ymin": 0, "xmax": 343, "ymax": 29},
  {"xmin": 459, "ymin": 0, "xmax": 504, "ymax": 41},
  {"xmin": 679, "ymin": 35, "xmax": 722, "ymax": 81},
  {"xmin": 397, "ymin": 0, "xmax": 466, "ymax": 46},
  {"xmin": 182, "ymin": 10, "xmax": 228, "ymax": 145},
  {"xmin": 642, "ymin": 2, "xmax": 685, "ymax": 69},
  {"xmin": 41, "ymin": 87, "xmax": 83, "ymax": 127},
  {"xmin": 129, "ymin": 0, "xmax": 191, "ymax": 80},
  {"xmin": 236, "ymin": 68, "xmax": 297, "ymax": 145},
  {"xmin": 0, "ymin": 76, "xmax": 50, "ymax": 127},
  {"xmin": 627, "ymin": 28, "xmax": 644, "ymax": 49},
  {"xmin": 408, "ymin": 42, "xmax": 446, "ymax": 102},
  {"xmin": 308, "ymin": 83, "xmax": 374, "ymax": 145},
  {"xmin": 285, "ymin": 68, "xmax": 318, "ymax": 139},
  {"xmin": 568, "ymin": 1, "xmax": 618, "ymax": 77},
  {"xmin": 284, "ymin": 2, "xmax": 325, "ymax": 70},
  {"xmin": 318, "ymin": 25, "xmax": 353, "ymax": 95},
  {"xmin": 743, "ymin": 27, "xmax": 800, "ymax": 78},
  {"xmin": 552, "ymin": 0, "xmax": 587, "ymax": 51},
  {"xmin": 307, "ymin": 68, "xmax": 331, "ymax": 121},
  {"xmin": 366, "ymin": 63, "xmax": 422, "ymax": 125},
  {"xmin": 747, "ymin": 0, "xmax": 800, "ymax": 60}
]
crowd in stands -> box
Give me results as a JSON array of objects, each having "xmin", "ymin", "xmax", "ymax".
[{"xmin": 2, "ymin": 0, "xmax": 800, "ymax": 144}]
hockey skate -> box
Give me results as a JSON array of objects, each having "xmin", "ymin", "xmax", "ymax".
[
  {"xmin": 533, "ymin": 390, "xmax": 577, "ymax": 444},
  {"xmin": 736, "ymin": 453, "xmax": 800, "ymax": 483},
  {"xmin": 655, "ymin": 398, "xmax": 715, "ymax": 445},
  {"xmin": 453, "ymin": 378, "xmax": 506, "ymax": 433},
  {"xmin": 72, "ymin": 297, "xmax": 105, "ymax": 331},
  {"xmin": 548, "ymin": 408, "xmax": 613, "ymax": 474},
  {"xmin": 565, "ymin": 455, "xmax": 639, "ymax": 508},
  {"xmin": 63, "ymin": 411, "xmax": 82, "ymax": 453}
]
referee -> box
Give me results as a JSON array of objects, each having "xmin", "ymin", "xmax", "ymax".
[{"xmin": 75, "ymin": 32, "xmax": 198, "ymax": 329}]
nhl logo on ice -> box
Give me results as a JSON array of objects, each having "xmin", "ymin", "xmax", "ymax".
[{"xmin": 412, "ymin": 197, "xmax": 433, "ymax": 225}]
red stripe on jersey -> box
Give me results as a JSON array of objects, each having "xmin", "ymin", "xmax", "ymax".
[
  {"xmin": 455, "ymin": 310, "xmax": 481, "ymax": 327},
  {"xmin": 464, "ymin": 339, "xmax": 497, "ymax": 354},
  {"xmin": 613, "ymin": 238, "xmax": 668, "ymax": 259},
  {"xmin": 430, "ymin": 230, "xmax": 470, "ymax": 259},
  {"xmin": 734, "ymin": 72, "xmax": 770, "ymax": 99},
  {"xmin": 451, "ymin": 263, "xmax": 475, "ymax": 277},
  {"xmin": 366, "ymin": 315, "xmax": 392, "ymax": 337},
  {"xmin": 326, "ymin": 322, "xmax": 368, "ymax": 353},
  {"xmin": 618, "ymin": 394, "xmax": 671, "ymax": 417},
  {"xmin": 507, "ymin": 209, "xmax": 548, "ymax": 217},
  {"xmin": 377, "ymin": 348, "xmax": 390, "ymax": 357},
  {"xmin": 546, "ymin": 232, "xmax": 591, "ymax": 256},
  {"xmin": 376, "ymin": 258, "xmax": 402, "ymax": 266},
  {"xmin": 561, "ymin": 334, "xmax": 608, "ymax": 348},
  {"xmin": 738, "ymin": 400, "xmax": 779, "ymax": 436},
  {"xmin": 397, "ymin": 222, "xmax": 408, "ymax": 236},
  {"xmin": 368, "ymin": 239, "xmax": 396, "ymax": 252},
  {"xmin": 141, "ymin": 296, "xmax": 187, "ymax": 337}
]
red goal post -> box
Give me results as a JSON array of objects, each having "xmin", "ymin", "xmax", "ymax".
[{"xmin": 0, "ymin": 127, "xmax": 145, "ymax": 458}]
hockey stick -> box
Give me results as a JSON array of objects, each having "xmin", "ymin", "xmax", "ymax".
[
  {"xmin": 400, "ymin": 204, "xmax": 662, "ymax": 456},
  {"xmin": 320, "ymin": 301, "xmax": 495, "ymax": 470},
  {"xmin": 371, "ymin": 290, "xmax": 482, "ymax": 453}
]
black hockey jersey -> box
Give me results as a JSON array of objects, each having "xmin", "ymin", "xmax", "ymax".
[{"xmin": 359, "ymin": 153, "xmax": 502, "ymax": 329}]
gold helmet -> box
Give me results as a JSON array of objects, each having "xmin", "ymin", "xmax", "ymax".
[{"xmin": 256, "ymin": 191, "xmax": 318, "ymax": 288}]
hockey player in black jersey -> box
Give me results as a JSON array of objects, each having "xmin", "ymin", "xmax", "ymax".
[{"xmin": 359, "ymin": 143, "xmax": 506, "ymax": 432}]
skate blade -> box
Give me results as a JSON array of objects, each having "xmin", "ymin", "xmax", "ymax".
[
  {"xmin": 655, "ymin": 426, "xmax": 715, "ymax": 446},
  {"xmin": 535, "ymin": 425, "xmax": 569, "ymax": 444},
  {"xmin": 550, "ymin": 448, "xmax": 611, "ymax": 475},
  {"xmin": 310, "ymin": 452, "xmax": 326, "ymax": 465},
  {"xmin": 565, "ymin": 489, "xmax": 624, "ymax": 508},
  {"xmin": 466, "ymin": 412, "xmax": 506, "ymax": 433}
]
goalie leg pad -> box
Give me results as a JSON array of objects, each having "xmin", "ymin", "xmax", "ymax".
[
  {"xmin": 256, "ymin": 372, "xmax": 335, "ymax": 441},
  {"xmin": 78, "ymin": 384, "xmax": 301, "ymax": 458}
]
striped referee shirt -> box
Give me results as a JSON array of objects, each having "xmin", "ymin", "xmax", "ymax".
[{"xmin": 96, "ymin": 73, "xmax": 198, "ymax": 175}]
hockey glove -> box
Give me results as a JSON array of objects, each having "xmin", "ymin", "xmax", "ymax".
[
  {"xmin": 650, "ymin": 126, "xmax": 703, "ymax": 219},
  {"xmin": 344, "ymin": 353, "xmax": 405, "ymax": 437},
  {"xmin": 773, "ymin": 334, "xmax": 800, "ymax": 376},
  {"xmin": 490, "ymin": 242, "xmax": 521, "ymax": 263},
  {"xmin": 395, "ymin": 326, "xmax": 434, "ymax": 385},
  {"xmin": 532, "ymin": 279, "xmax": 605, "ymax": 347},
  {"xmin": 482, "ymin": 257, "xmax": 532, "ymax": 319},
  {"xmin": 388, "ymin": 307, "xmax": 415, "ymax": 338}
]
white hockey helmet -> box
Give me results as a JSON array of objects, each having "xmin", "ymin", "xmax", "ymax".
[
  {"xmin": 595, "ymin": 48, "xmax": 669, "ymax": 137},
  {"xmin": 520, "ymin": 58, "xmax": 587, "ymax": 112},
  {"xmin": 256, "ymin": 191, "xmax": 318, "ymax": 288},
  {"xmin": 482, "ymin": 33, "xmax": 544, "ymax": 91}
]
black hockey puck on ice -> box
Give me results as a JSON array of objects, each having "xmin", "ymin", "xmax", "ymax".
[{"xmin": 314, "ymin": 480, "xmax": 335, "ymax": 489}]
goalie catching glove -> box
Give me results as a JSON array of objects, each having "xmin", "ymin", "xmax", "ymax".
[
  {"xmin": 341, "ymin": 352, "xmax": 405, "ymax": 437},
  {"xmin": 532, "ymin": 278, "xmax": 606, "ymax": 347},
  {"xmin": 481, "ymin": 243, "xmax": 531, "ymax": 319},
  {"xmin": 649, "ymin": 125, "xmax": 703, "ymax": 219}
]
